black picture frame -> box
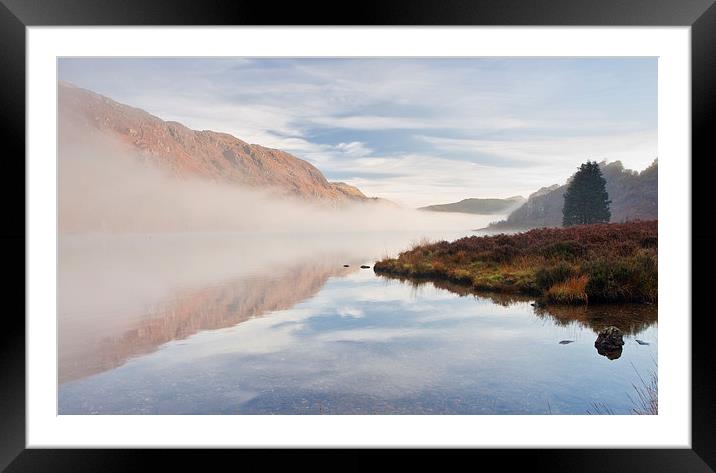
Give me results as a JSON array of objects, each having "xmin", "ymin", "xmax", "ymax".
[{"xmin": 2, "ymin": 0, "xmax": 714, "ymax": 471}]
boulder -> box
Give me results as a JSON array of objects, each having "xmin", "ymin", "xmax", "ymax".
[
  {"xmin": 594, "ymin": 326, "xmax": 625, "ymax": 360},
  {"xmin": 595, "ymin": 344, "xmax": 623, "ymax": 360},
  {"xmin": 595, "ymin": 326, "xmax": 624, "ymax": 348}
]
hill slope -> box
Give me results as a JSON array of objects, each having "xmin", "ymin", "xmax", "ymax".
[
  {"xmin": 489, "ymin": 160, "xmax": 658, "ymax": 230},
  {"xmin": 58, "ymin": 81, "xmax": 379, "ymax": 204},
  {"xmin": 418, "ymin": 196, "xmax": 526, "ymax": 215}
]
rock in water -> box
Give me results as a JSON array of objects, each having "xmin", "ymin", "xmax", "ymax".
[
  {"xmin": 594, "ymin": 326, "xmax": 625, "ymax": 359},
  {"xmin": 595, "ymin": 344, "xmax": 623, "ymax": 360},
  {"xmin": 559, "ymin": 340, "xmax": 575, "ymax": 345},
  {"xmin": 360, "ymin": 265, "xmax": 371, "ymax": 269},
  {"xmin": 595, "ymin": 326, "xmax": 625, "ymax": 347},
  {"xmin": 343, "ymin": 264, "xmax": 350, "ymax": 267},
  {"xmin": 635, "ymin": 339, "xmax": 650, "ymax": 345}
]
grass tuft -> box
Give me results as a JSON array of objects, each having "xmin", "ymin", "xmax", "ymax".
[{"xmin": 546, "ymin": 275, "xmax": 589, "ymax": 304}]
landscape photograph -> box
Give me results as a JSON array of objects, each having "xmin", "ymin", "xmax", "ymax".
[{"xmin": 57, "ymin": 57, "xmax": 657, "ymax": 415}]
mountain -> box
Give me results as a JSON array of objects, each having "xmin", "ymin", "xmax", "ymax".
[
  {"xmin": 488, "ymin": 160, "xmax": 658, "ymax": 230},
  {"xmin": 601, "ymin": 159, "xmax": 658, "ymax": 222},
  {"xmin": 418, "ymin": 196, "xmax": 526, "ymax": 215},
  {"xmin": 58, "ymin": 81, "xmax": 382, "ymax": 205}
]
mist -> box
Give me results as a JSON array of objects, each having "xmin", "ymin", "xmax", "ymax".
[
  {"xmin": 59, "ymin": 131, "xmax": 501, "ymax": 235},
  {"xmin": 58, "ymin": 125, "xmax": 507, "ymax": 384}
]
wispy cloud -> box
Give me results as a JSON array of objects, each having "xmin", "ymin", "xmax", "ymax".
[
  {"xmin": 58, "ymin": 57, "xmax": 657, "ymax": 206},
  {"xmin": 418, "ymin": 130, "xmax": 657, "ymax": 169}
]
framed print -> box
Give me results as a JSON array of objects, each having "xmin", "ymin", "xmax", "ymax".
[{"xmin": 3, "ymin": 0, "xmax": 715, "ymax": 470}]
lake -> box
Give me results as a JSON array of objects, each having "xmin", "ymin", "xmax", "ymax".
[{"xmin": 58, "ymin": 221, "xmax": 657, "ymax": 415}]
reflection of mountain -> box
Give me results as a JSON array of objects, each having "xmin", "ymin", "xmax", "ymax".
[
  {"xmin": 59, "ymin": 263, "xmax": 352, "ymax": 383},
  {"xmin": 58, "ymin": 231, "xmax": 474, "ymax": 384},
  {"xmin": 377, "ymin": 274, "xmax": 657, "ymax": 335}
]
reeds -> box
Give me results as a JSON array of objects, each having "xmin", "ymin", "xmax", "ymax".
[{"xmin": 587, "ymin": 363, "xmax": 657, "ymax": 415}]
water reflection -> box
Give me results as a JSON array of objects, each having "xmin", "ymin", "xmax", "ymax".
[
  {"xmin": 59, "ymin": 230, "xmax": 477, "ymax": 383},
  {"xmin": 376, "ymin": 273, "xmax": 657, "ymax": 335},
  {"xmin": 595, "ymin": 344, "xmax": 623, "ymax": 360},
  {"xmin": 60, "ymin": 261, "xmax": 353, "ymax": 382},
  {"xmin": 59, "ymin": 232, "xmax": 657, "ymax": 415},
  {"xmin": 533, "ymin": 304, "xmax": 657, "ymax": 337}
]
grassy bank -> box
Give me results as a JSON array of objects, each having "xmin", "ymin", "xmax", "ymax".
[{"xmin": 374, "ymin": 220, "xmax": 657, "ymax": 304}]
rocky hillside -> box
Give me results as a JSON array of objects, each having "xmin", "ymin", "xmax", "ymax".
[
  {"xmin": 489, "ymin": 160, "xmax": 657, "ymax": 230},
  {"xmin": 58, "ymin": 81, "xmax": 379, "ymax": 204},
  {"xmin": 418, "ymin": 196, "xmax": 526, "ymax": 215}
]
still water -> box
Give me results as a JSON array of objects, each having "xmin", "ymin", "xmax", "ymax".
[{"xmin": 58, "ymin": 224, "xmax": 657, "ymax": 415}]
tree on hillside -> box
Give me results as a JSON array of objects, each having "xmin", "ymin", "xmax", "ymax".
[{"xmin": 562, "ymin": 161, "xmax": 611, "ymax": 226}]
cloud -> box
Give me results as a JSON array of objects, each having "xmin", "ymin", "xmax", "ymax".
[
  {"xmin": 418, "ymin": 131, "xmax": 657, "ymax": 171},
  {"xmin": 335, "ymin": 141, "xmax": 373, "ymax": 157},
  {"xmin": 58, "ymin": 58, "xmax": 657, "ymax": 205},
  {"xmin": 306, "ymin": 114, "xmax": 546, "ymax": 132}
]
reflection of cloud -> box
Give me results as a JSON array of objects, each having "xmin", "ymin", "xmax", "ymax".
[
  {"xmin": 163, "ymin": 307, "xmax": 318, "ymax": 359},
  {"xmin": 315, "ymin": 327, "xmax": 430, "ymax": 343},
  {"xmin": 59, "ymin": 251, "xmax": 659, "ymax": 414},
  {"xmin": 59, "ymin": 260, "xmax": 352, "ymax": 383},
  {"xmin": 59, "ymin": 228, "xmax": 482, "ymax": 384},
  {"xmin": 337, "ymin": 306, "xmax": 364, "ymax": 318}
]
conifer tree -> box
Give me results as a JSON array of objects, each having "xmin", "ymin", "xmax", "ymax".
[{"xmin": 562, "ymin": 161, "xmax": 611, "ymax": 226}]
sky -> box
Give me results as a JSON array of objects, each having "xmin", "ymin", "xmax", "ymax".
[{"xmin": 58, "ymin": 57, "xmax": 657, "ymax": 208}]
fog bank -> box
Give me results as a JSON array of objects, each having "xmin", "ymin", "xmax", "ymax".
[{"xmin": 59, "ymin": 132, "xmax": 501, "ymax": 234}]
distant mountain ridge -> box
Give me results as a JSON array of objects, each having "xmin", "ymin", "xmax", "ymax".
[
  {"xmin": 489, "ymin": 160, "xmax": 657, "ymax": 230},
  {"xmin": 58, "ymin": 81, "xmax": 384, "ymax": 205},
  {"xmin": 419, "ymin": 196, "xmax": 526, "ymax": 215}
]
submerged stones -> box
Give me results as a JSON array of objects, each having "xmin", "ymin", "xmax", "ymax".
[{"xmin": 594, "ymin": 326, "xmax": 625, "ymax": 360}]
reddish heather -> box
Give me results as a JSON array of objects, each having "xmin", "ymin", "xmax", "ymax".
[{"xmin": 374, "ymin": 221, "xmax": 658, "ymax": 304}]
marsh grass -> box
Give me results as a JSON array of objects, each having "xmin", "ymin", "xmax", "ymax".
[
  {"xmin": 546, "ymin": 275, "xmax": 589, "ymax": 304},
  {"xmin": 628, "ymin": 362, "xmax": 658, "ymax": 415},
  {"xmin": 587, "ymin": 362, "xmax": 658, "ymax": 415},
  {"xmin": 374, "ymin": 221, "xmax": 657, "ymax": 304}
]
